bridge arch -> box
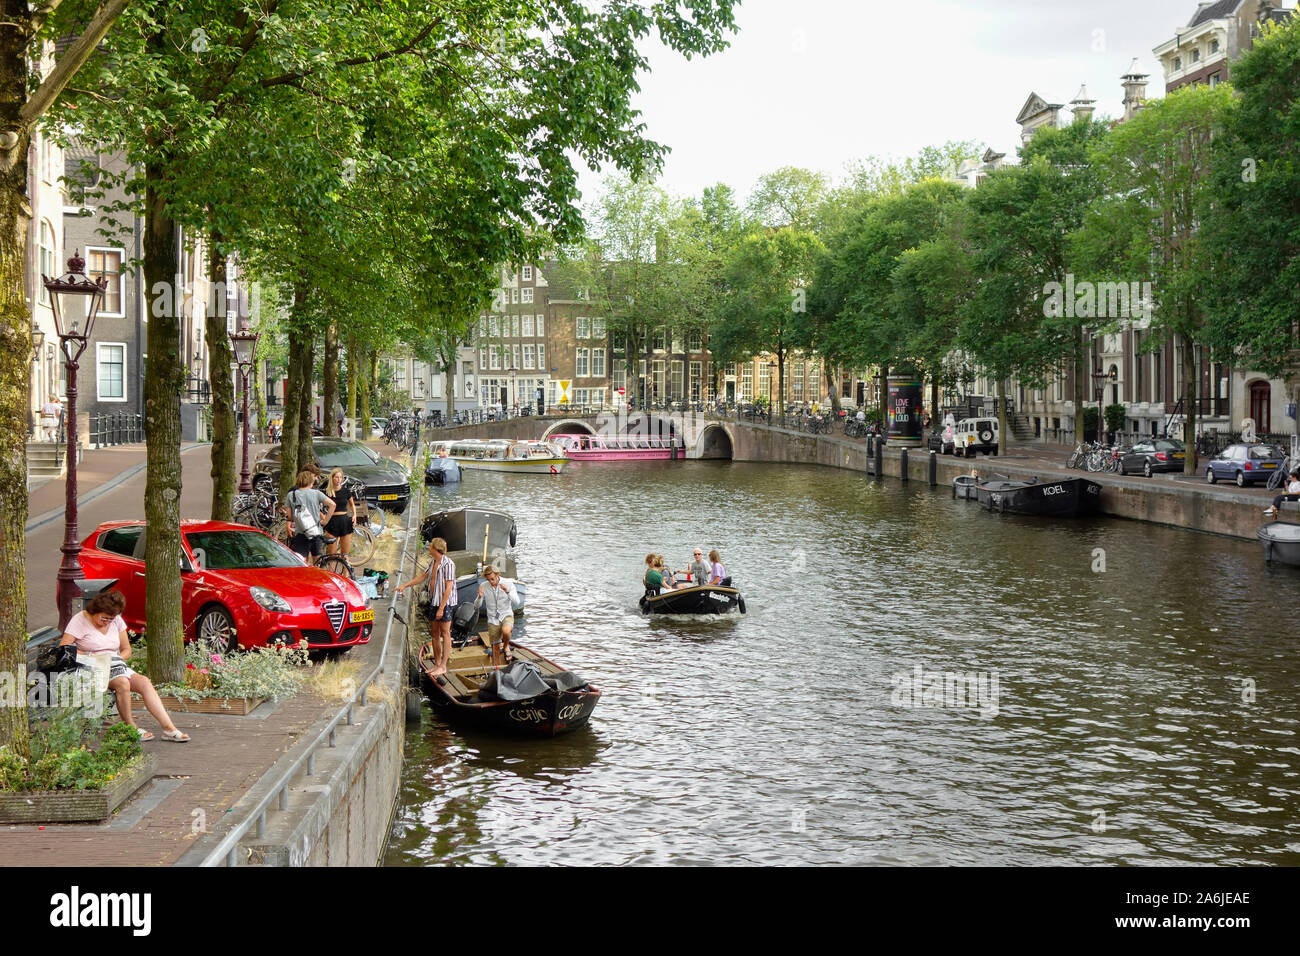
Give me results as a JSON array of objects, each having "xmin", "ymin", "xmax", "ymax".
[
  {"xmin": 542, "ymin": 419, "xmax": 597, "ymax": 439},
  {"xmin": 696, "ymin": 423, "xmax": 735, "ymax": 460},
  {"xmin": 624, "ymin": 414, "xmax": 678, "ymax": 441}
]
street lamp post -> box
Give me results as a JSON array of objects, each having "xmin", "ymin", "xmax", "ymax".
[
  {"xmin": 1091, "ymin": 367, "xmax": 1116, "ymax": 445},
  {"xmin": 42, "ymin": 252, "xmax": 107, "ymax": 630},
  {"xmin": 229, "ymin": 326, "xmax": 259, "ymax": 493},
  {"xmin": 30, "ymin": 323, "xmax": 45, "ymax": 439}
]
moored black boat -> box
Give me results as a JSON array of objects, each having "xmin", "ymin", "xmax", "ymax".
[
  {"xmin": 972, "ymin": 475, "xmax": 1102, "ymax": 517},
  {"xmin": 421, "ymin": 507, "xmax": 517, "ymax": 551},
  {"xmin": 640, "ymin": 583, "xmax": 746, "ymax": 615},
  {"xmin": 416, "ymin": 607, "xmax": 598, "ymax": 737},
  {"xmin": 1258, "ymin": 521, "xmax": 1300, "ymax": 566}
]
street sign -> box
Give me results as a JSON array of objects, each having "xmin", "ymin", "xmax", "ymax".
[
  {"xmin": 617, "ymin": 386, "xmax": 625, "ymax": 397},
  {"xmin": 558, "ymin": 380, "xmax": 572, "ymax": 403}
]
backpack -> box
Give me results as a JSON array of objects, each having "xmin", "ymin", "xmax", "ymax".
[{"xmin": 289, "ymin": 490, "xmax": 324, "ymax": 538}]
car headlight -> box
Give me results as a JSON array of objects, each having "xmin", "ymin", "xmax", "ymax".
[{"xmin": 250, "ymin": 586, "xmax": 292, "ymax": 614}]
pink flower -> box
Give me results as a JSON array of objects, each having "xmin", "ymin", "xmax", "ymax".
[
  {"xmin": 211, "ymin": 654, "xmax": 224, "ymax": 665},
  {"xmin": 200, "ymin": 668, "xmax": 209, "ymax": 675}
]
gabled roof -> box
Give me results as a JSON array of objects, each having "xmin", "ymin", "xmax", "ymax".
[
  {"xmin": 1015, "ymin": 92, "xmax": 1062, "ymax": 125},
  {"xmin": 1189, "ymin": 0, "xmax": 1242, "ymax": 27}
]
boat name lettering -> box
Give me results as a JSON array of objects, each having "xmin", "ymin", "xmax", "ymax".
[
  {"xmin": 557, "ymin": 703, "xmax": 585, "ymax": 721},
  {"xmin": 1042, "ymin": 485, "xmax": 1066, "ymax": 496},
  {"xmin": 508, "ymin": 707, "xmax": 549, "ymax": 723}
]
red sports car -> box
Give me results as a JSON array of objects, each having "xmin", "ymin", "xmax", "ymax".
[{"xmin": 78, "ymin": 520, "xmax": 374, "ymax": 652}]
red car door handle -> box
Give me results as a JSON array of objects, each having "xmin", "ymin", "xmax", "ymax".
[{"xmin": 134, "ymin": 571, "xmax": 145, "ymax": 577}]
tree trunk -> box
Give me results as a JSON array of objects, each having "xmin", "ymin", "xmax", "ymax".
[
  {"xmin": 205, "ymin": 240, "xmax": 235, "ymax": 520},
  {"xmin": 142, "ymin": 162, "xmax": 185, "ymax": 686},
  {"xmin": 279, "ymin": 329, "xmax": 302, "ymax": 498},
  {"xmin": 323, "ymin": 319, "xmax": 338, "ymax": 438},
  {"xmin": 1073, "ymin": 327, "xmax": 1087, "ymax": 445},
  {"xmin": 0, "ymin": 29, "xmax": 31, "ymax": 752},
  {"xmin": 1184, "ymin": 336, "xmax": 1198, "ymax": 475},
  {"xmin": 297, "ymin": 334, "xmax": 314, "ymax": 472},
  {"xmin": 361, "ymin": 348, "xmax": 374, "ymax": 433},
  {"xmin": 346, "ymin": 334, "xmax": 358, "ymax": 434},
  {"xmin": 878, "ymin": 363, "xmax": 890, "ymax": 429},
  {"xmin": 825, "ymin": 364, "xmax": 837, "ymax": 413},
  {"xmin": 997, "ymin": 377, "xmax": 1009, "ymax": 457},
  {"xmin": 254, "ymin": 356, "xmax": 265, "ymax": 441}
]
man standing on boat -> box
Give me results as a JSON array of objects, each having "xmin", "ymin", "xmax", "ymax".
[
  {"xmin": 475, "ymin": 566, "xmax": 519, "ymax": 665},
  {"xmin": 395, "ymin": 537, "xmax": 458, "ymax": 677}
]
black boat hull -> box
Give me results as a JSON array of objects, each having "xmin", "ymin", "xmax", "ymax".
[
  {"xmin": 974, "ymin": 477, "xmax": 1102, "ymax": 517},
  {"xmin": 420, "ymin": 673, "xmax": 600, "ymax": 737},
  {"xmin": 421, "ymin": 507, "xmax": 517, "ymax": 550},
  {"xmin": 640, "ymin": 585, "xmax": 745, "ymax": 615}
]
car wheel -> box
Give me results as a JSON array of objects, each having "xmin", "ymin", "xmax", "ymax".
[
  {"xmin": 1143, "ymin": 461, "xmax": 1153, "ymax": 478},
  {"xmin": 1206, "ymin": 468, "xmax": 1216, "ymax": 484},
  {"xmin": 1236, "ymin": 471, "xmax": 1246, "ymax": 488},
  {"xmin": 196, "ymin": 605, "xmax": 239, "ymax": 653}
]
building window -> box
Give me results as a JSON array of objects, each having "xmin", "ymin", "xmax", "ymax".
[
  {"xmin": 489, "ymin": 316, "xmax": 499, "ymax": 337},
  {"xmin": 688, "ymin": 330, "xmax": 702, "ymax": 352},
  {"xmin": 86, "ymin": 248, "xmax": 124, "ymax": 316},
  {"xmin": 511, "ymin": 315, "xmax": 520, "ymax": 338},
  {"xmin": 38, "ymin": 220, "xmax": 55, "ymax": 305},
  {"xmin": 576, "ymin": 316, "xmax": 590, "ymax": 339},
  {"xmin": 479, "ymin": 348, "xmax": 487, "ymax": 370},
  {"xmin": 592, "ymin": 317, "xmax": 605, "ymax": 339},
  {"xmin": 592, "ymin": 348, "xmax": 605, "ymax": 377},
  {"xmin": 1191, "ymin": 49, "xmax": 1199, "ymax": 63},
  {"xmin": 96, "ymin": 343, "xmax": 126, "ymax": 401},
  {"xmin": 671, "ymin": 360, "xmax": 683, "ymax": 399},
  {"xmin": 740, "ymin": 365, "xmax": 752, "ymax": 401},
  {"xmin": 394, "ymin": 361, "xmax": 406, "ymax": 389},
  {"xmin": 510, "ymin": 288, "xmax": 519, "ymax": 304},
  {"xmin": 490, "ymin": 347, "xmax": 501, "ymax": 371},
  {"xmin": 521, "ymin": 288, "xmax": 533, "ymax": 304},
  {"xmin": 1209, "ymin": 73, "xmax": 1221, "ymax": 88},
  {"xmin": 1210, "ymin": 38, "xmax": 1220, "ymax": 54},
  {"xmin": 536, "ymin": 314, "xmax": 545, "ymax": 336},
  {"xmin": 690, "ymin": 361, "xmax": 702, "ymax": 401},
  {"xmin": 522, "ymin": 265, "xmax": 532, "ymax": 281},
  {"xmin": 523, "ymin": 344, "xmax": 535, "ymax": 369},
  {"xmin": 522, "ymin": 314, "xmax": 534, "ymax": 337},
  {"xmin": 575, "ymin": 348, "xmax": 589, "ymax": 377},
  {"xmin": 1174, "ymin": 56, "xmax": 1182, "ymax": 70}
]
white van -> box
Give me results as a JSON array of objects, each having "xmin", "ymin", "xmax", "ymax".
[{"xmin": 954, "ymin": 417, "xmax": 999, "ymax": 457}]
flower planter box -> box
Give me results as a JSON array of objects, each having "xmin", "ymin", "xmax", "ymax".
[
  {"xmin": 132, "ymin": 695, "xmax": 265, "ymax": 715},
  {"xmin": 0, "ymin": 753, "xmax": 157, "ymax": 824}
]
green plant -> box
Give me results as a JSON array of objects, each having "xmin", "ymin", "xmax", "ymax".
[
  {"xmin": 0, "ymin": 717, "xmax": 144, "ymax": 793},
  {"xmin": 1081, "ymin": 406, "xmax": 1100, "ymax": 438},
  {"xmin": 1104, "ymin": 403, "xmax": 1127, "ymax": 436},
  {"xmin": 158, "ymin": 641, "xmax": 310, "ymax": 702}
]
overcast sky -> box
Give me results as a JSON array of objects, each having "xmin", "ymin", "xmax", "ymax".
[{"xmin": 578, "ymin": 0, "xmax": 1211, "ymax": 203}]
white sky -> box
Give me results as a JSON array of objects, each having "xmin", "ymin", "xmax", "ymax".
[{"xmin": 578, "ymin": 0, "xmax": 1209, "ymax": 203}]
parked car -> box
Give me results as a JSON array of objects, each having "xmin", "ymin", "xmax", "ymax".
[
  {"xmin": 926, "ymin": 422, "xmax": 955, "ymax": 455},
  {"xmin": 78, "ymin": 520, "xmax": 374, "ymax": 652},
  {"xmin": 954, "ymin": 417, "xmax": 999, "ymax": 457},
  {"xmin": 253, "ymin": 438, "xmax": 411, "ymax": 512},
  {"xmin": 1205, "ymin": 443, "xmax": 1287, "ymax": 487},
  {"xmin": 1119, "ymin": 438, "xmax": 1187, "ymax": 477}
]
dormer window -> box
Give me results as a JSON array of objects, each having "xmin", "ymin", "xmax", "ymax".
[
  {"xmin": 1191, "ymin": 48, "xmax": 1200, "ymax": 63},
  {"xmin": 1174, "ymin": 56, "xmax": 1182, "ymax": 70},
  {"xmin": 1210, "ymin": 38, "xmax": 1220, "ymax": 54}
]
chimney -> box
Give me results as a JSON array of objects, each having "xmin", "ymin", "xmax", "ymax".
[
  {"xmin": 1071, "ymin": 84, "xmax": 1096, "ymax": 123},
  {"xmin": 1121, "ymin": 59, "xmax": 1149, "ymax": 122}
]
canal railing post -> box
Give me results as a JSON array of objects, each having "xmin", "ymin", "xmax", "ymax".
[
  {"xmin": 929, "ymin": 450, "xmax": 937, "ymax": 487},
  {"xmin": 874, "ymin": 437, "xmax": 884, "ymax": 478},
  {"xmin": 900, "ymin": 448, "xmax": 909, "ymax": 481}
]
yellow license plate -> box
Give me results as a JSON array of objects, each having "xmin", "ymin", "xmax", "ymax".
[
  {"xmin": 1263, "ymin": 463, "xmax": 1277, "ymax": 469},
  {"xmin": 378, "ymin": 493, "xmax": 399, "ymax": 500},
  {"xmin": 349, "ymin": 609, "xmax": 375, "ymax": 624}
]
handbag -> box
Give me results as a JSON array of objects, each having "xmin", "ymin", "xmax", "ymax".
[{"xmin": 35, "ymin": 643, "xmax": 81, "ymax": 673}]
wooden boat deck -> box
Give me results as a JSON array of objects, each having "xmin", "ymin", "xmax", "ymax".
[{"xmin": 420, "ymin": 632, "xmax": 565, "ymax": 702}]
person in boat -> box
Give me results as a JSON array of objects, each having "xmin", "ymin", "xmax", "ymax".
[
  {"xmin": 656, "ymin": 555, "xmax": 678, "ymax": 590},
  {"xmin": 707, "ymin": 549, "xmax": 727, "ymax": 586},
  {"xmin": 475, "ymin": 566, "xmax": 519, "ymax": 664},
  {"xmin": 688, "ymin": 548, "xmax": 711, "ymax": 587},
  {"xmin": 394, "ymin": 537, "xmax": 457, "ymax": 677},
  {"xmin": 643, "ymin": 553, "xmax": 657, "ymax": 590},
  {"xmin": 643, "ymin": 555, "xmax": 664, "ymax": 596},
  {"xmin": 1264, "ymin": 468, "xmax": 1300, "ymax": 519}
]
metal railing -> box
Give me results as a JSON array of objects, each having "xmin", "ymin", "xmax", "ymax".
[
  {"xmin": 89, "ymin": 412, "xmax": 144, "ymax": 448},
  {"xmin": 197, "ymin": 449, "xmax": 427, "ymax": 867}
]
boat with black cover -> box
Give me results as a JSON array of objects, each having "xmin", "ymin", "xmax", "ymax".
[
  {"xmin": 640, "ymin": 580, "xmax": 746, "ymax": 615},
  {"xmin": 416, "ymin": 604, "xmax": 600, "ymax": 737},
  {"xmin": 421, "ymin": 507, "xmax": 517, "ymax": 552},
  {"xmin": 968, "ymin": 474, "xmax": 1103, "ymax": 517},
  {"xmin": 1258, "ymin": 521, "xmax": 1300, "ymax": 566}
]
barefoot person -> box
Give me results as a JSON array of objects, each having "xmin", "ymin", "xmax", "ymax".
[
  {"xmin": 58, "ymin": 590, "xmax": 190, "ymax": 742},
  {"xmin": 395, "ymin": 538, "xmax": 457, "ymax": 677},
  {"xmin": 475, "ymin": 566, "xmax": 519, "ymax": 665}
]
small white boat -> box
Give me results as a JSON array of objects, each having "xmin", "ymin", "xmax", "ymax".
[{"xmin": 431, "ymin": 439, "xmax": 570, "ymax": 474}]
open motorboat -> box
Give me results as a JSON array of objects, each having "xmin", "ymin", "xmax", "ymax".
[
  {"xmin": 1258, "ymin": 521, "xmax": 1300, "ymax": 566},
  {"xmin": 640, "ymin": 575, "xmax": 746, "ymax": 615},
  {"xmin": 416, "ymin": 604, "xmax": 600, "ymax": 737},
  {"xmin": 956, "ymin": 474, "xmax": 1102, "ymax": 517}
]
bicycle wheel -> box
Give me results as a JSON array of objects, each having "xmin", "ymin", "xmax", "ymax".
[
  {"xmin": 363, "ymin": 504, "xmax": 385, "ymax": 534},
  {"xmin": 349, "ymin": 525, "xmax": 375, "ymax": 565},
  {"xmin": 1267, "ymin": 464, "xmax": 1287, "ymax": 491},
  {"xmin": 1067, "ymin": 451, "xmax": 1082, "ymax": 470},
  {"xmin": 317, "ymin": 554, "xmax": 352, "ymax": 579},
  {"xmin": 1085, "ymin": 452, "xmax": 1102, "ymax": 473}
]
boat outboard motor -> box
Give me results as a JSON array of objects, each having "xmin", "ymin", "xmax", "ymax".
[{"xmin": 450, "ymin": 601, "xmax": 480, "ymax": 645}]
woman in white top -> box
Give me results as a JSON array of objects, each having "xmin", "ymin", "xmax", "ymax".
[{"xmin": 58, "ymin": 590, "xmax": 190, "ymax": 742}]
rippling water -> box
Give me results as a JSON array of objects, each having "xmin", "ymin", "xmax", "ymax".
[{"xmin": 384, "ymin": 461, "xmax": 1300, "ymax": 865}]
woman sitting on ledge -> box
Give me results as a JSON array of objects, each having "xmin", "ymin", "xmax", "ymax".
[{"xmin": 59, "ymin": 590, "xmax": 191, "ymax": 742}]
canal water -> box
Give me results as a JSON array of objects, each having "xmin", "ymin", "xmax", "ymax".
[{"xmin": 383, "ymin": 461, "xmax": 1299, "ymax": 865}]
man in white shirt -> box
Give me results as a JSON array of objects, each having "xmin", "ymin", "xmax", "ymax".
[{"xmin": 475, "ymin": 566, "xmax": 519, "ymax": 664}]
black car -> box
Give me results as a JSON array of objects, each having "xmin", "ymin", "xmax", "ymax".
[
  {"xmin": 253, "ymin": 439, "xmax": 411, "ymax": 512},
  {"xmin": 1119, "ymin": 438, "xmax": 1187, "ymax": 477}
]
